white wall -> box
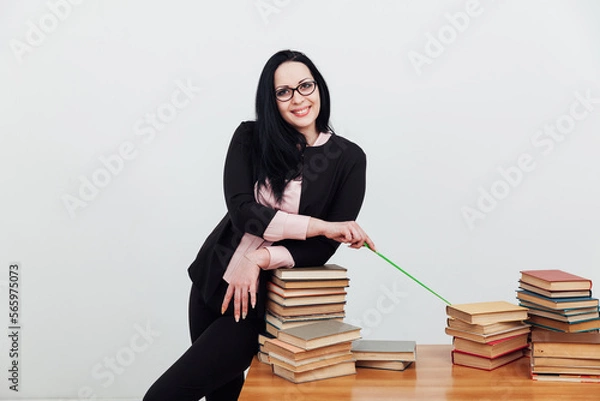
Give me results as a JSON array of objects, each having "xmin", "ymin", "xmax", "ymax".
[{"xmin": 1, "ymin": 0, "xmax": 599, "ymax": 399}]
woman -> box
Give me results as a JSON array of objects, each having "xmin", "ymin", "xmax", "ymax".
[{"xmin": 143, "ymin": 49, "xmax": 375, "ymax": 401}]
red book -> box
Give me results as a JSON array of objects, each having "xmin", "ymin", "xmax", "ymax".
[{"xmin": 520, "ymin": 270, "xmax": 592, "ymax": 291}]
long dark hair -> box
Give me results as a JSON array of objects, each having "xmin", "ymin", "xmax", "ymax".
[{"xmin": 254, "ymin": 50, "xmax": 332, "ymax": 202}]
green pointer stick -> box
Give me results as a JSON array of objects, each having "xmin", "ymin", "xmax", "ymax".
[{"xmin": 363, "ymin": 243, "xmax": 452, "ymax": 306}]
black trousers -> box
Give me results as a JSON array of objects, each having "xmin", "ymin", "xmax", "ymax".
[{"xmin": 143, "ymin": 281, "xmax": 264, "ymax": 401}]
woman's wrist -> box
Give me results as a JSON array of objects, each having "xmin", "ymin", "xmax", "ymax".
[
  {"xmin": 307, "ymin": 217, "xmax": 326, "ymax": 238},
  {"xmin": 245, "ymin": 248, "xmax": 271, "ymax": 269}
]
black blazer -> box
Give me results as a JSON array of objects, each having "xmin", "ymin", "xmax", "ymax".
[{"xmin": 188, "ymin": 121, "xmax": 367, "ymax": 308}]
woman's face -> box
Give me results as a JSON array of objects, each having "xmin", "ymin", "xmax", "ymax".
[{"xmin": 273, "ymin": 61, "xmax": 321, "ymax": 139}]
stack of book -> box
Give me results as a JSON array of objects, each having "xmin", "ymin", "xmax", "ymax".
[
  {"xmin": 445, "ymin": 301, "xmax": 530, "ymax": 370},
  {"xmin": 263, "ymin": 319, "xmax": 361, "ymax": 383},
  {"xmin": 265, "ymin": 264, "xmax": 349, "ymax": 337},
  {"xmin": 351, "ymin": 340, "xmax": 416, "ymax": 371},
  {"xmin": 530, "ymin": 329, "xmax": 600, "ymax": 382},
  {"xmin": 517, "ymin": 270, "xmax": 600, "ymax": 333}
]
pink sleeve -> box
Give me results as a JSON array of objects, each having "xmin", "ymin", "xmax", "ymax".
[
  {"xmin": 263, "ymin": 246, "xmax": 295, "ymax": 269},
  {"xmin": 263, "ymin": 211, "xmax": 310, "ymax": 242}
]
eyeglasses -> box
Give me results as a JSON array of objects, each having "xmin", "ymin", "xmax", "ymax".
[{"xmin": 275, "ymin": 81, "xmax": 317, "ymax": 102}]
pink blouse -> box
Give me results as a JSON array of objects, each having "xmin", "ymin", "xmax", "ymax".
[{"xmin": 222, "ymin": 133, "xmax": 332, "ymax": 282}]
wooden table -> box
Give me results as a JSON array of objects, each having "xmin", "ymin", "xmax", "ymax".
[{"xmin": 239, "ymin": 345, "xmax": 599, "ymax": 400}]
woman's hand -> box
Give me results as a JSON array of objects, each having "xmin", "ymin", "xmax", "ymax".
[
  {"xmin": 308, "ymin": 218, "xmax": 376, "ymax": 251},
  {"xmin": 221, "ymin": 249, "xmax": 270, "ymax": 322}
]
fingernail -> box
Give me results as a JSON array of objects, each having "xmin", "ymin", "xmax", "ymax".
[
  {"xmin": 242, "ymin": 312, "xmax": 247, "ymax": 320},
  {"xmin": 221, "ymin": 307, "xmax": 225, "ymax": 315},
  {"xmin": 252, "ymin": 302, "xmax": 256, "ymax": 309},
  {"xmin": 235, "ymin": 315, "xmax": 239, "ymax": 323}
]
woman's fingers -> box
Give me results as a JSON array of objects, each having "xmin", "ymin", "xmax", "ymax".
[{"xmin": 221, "ymin": 285, "xmax": 234, "ymax": 315}]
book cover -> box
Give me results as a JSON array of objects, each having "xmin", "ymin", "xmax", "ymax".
[
  {"xmin": 451, "ymin": 349, "xmax": 524, "ymax": 370},
  {"xmin": 277, "ymin": 320, "xmax": 361, "ymax": 350},
  {"xmin": 524, "ymin": 305, "xmax": 599, "ymax": 323},
  {"xmin": 531, "ymin": 330, "xmax": 600, "ymax": 359},
  {"xmin": 446, "ymin": 318, "xmax": 527, "ymax": 335},
  {"xmin": 446, "ymin": 301, "xmax": 528, "ymax": 324},
  {"xmin": 453, "ymin": 333, "xmax": 529, "ymax": 359},
  {"xmin": 445, "ymin": 324, "xmax": 530, "ymax": 344},
  {"xmin": 267, "ymin": 281, "xmax": 347, "ymax": 298},
  {"xmin": 272, "ymin": 360, "xmax": 356, "ymax": 383},
  {"xmin": 527, "ymin": 315, "xmax": 600, "ymax": 333},
  {"xmin": 355, "ymin": 360, "xmax": 412, "ymax": 371},
  {"xmin": 263, "ymin": 338, "xmax": 352, "ymax": 362},
  {"xmin": 270, "ymin": 275, "xmax": 350, "ymax": 289},
  {"xmin": 531, "ymin": 373, "xmax": 600, "ymax": 383},
  {"xmin": 266, "ymin": 311, "xmax": 346, "ymax": 327},
  {"xmin": 532, "ymin": 356, "xmax": 600, "ymax": 368},
  {"xmin": 351, "ymin": 340, "xmax": 416, "ymax": 362},
  {"xmin": 273, "ymin": 264, "xmax": 348, "ymax": 281},
  {"xmin": 520, "ymin": 270, "xmax": 592, "ymax": 291},
  {"xmin": 266, "ymin": 299, "xmax": 346, "ymax": 317},
  {"xmin": 519, "ymin": 300, "xmax": 599, "ymax": 316},
  {"xmin": 269, "ymin": 351, "xmax": 354, "ymax": 373},
  {"xmin": 267, "ymin": 291, "xmax": 347, "ymax": 306},
  {"xmin": 517, "ymin": 290, "xmax": 599, "ymax": 310},
  {"xmin": 532, "ymin": 365, "xmax": 600, "ymax": 376},
  {"xmin": 518, "ymin": 281, "xmax": 591, "ymax": 299}
]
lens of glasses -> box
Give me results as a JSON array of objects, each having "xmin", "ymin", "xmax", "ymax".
[{"xmin": 275, "ymin": 81, "xmax": 317, "ymax": 101}]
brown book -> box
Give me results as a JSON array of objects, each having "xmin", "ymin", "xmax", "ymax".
[
  {"xmin": 531, "ymin": 330, "xmax": 600, "ymax": 359},
  {"xmin": 531, "ymin": 373, "xmax": 600, "ymax": 383},
  {"xmin": 266, "ymin": 299, "xmax": 346, "ymax": 317},
  {"xmin": 451, "ymin": 349, "xmax": 524, "ymax": 370},
  {"xmin": 520, "ymin": 270, "xmax": 592, "ymax": 291},
  {"xmin": 445, "ymin": 324, "xmax": 530, "ymax": 344},
  {"xmin": 518, "ymin": 281, "xmax": 591, "ymax": 298},
  {"xmin": 263, "ymin": 338, "xmax": 352, "ymax": 362},
  {"xmin": 532, "ymin": 356, "xmax": 600, "ymax": 368},
  {"xmin": 258, "ymin": 332, "xmax": 275, "ymax": 346},
  {"xmin": 351, "ymin": 340, "xmax": 416, "ymax": 362},
  {"xmin": 267, "ymin": 291, "xmax": 347, "ymax": 306},
  {"xmin": 447, "ymin": 318, "xmax": 526, "ymax": 335},
  {"xmin": 446, "ymin": 301, "xmax": 528, "ymax": 325},
  {"xmin": 453, "ymin": 333, "xmax": 529, "ymax": 359},
  {"xmin": 532, "ymin": 365, "xmax": 600, "ymax": 375},
  {"xmin": 272, "ymin": 360, "xmax": 356, "ymax": 383},
  {"xmin": 270, "ymin": 275, "xmax": 350, "ymax": 289},
  {"xmin": 519, "ymin": 300, "xmax": 599, "ymax": 316},
  {"xmin": 267, "ymin": 281, "xmax": 347, "ymax": 298},
  {"xmin": 257, "ymin": 351, "xmax": 270, "ymax": 365},
  {"xmin": 266, "ymin": 311, "xmax": 345, "ymax": 328},
  {"xmin": 277, "ymin": 320, "xmax": 361, "ymax": 350},
  {"xmin": 273, "ymin": 264, "xmax": 348, "ymax": 281},
  {"xmin": 516, "ymin": 291, "xmax": 599, "ymax": 310},
  {"xmin": 525, "ymin": 307, "xmax": 599, "ymax": 323},
  {"xmin": 269, "ymin": 351, "xmax": 355, "ymax": 373},
  {"xmin": 527, "ymin": 315, "xmax": 600, "ymax": 333},
  {"xmin": 356, "ymin": 360, "xmax": 412, "ymax": 371}
]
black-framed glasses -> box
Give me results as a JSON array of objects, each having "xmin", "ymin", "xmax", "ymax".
[{"xmin": 275, "ymin": 81, "xmax": 317, "ymax": 102}]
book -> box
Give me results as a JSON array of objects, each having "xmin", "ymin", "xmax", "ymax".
[
  {"xmin": 273, "ymin": 264, "xmax": 348, "ymax": 281},
  {"xmin": 356, "ymin": 360, "xmax": 412, "ymax": 371},
  {"xmin": 525, "ymin": 306, "xmax": 599, "ymax": 323},
  {"xmin": 532, "ymin": 356, "xmax": 600, "ymax": 368},
  {"xmin": 519, "ymin": 300, "xmax": 599, "ymax": 316},
  {"xmin": 453, "ymin": 333, "xmax": 529, "ymax": 359},
  {"xmin": 267, "ymin": 281, "xmax": 347, "ymax": 298},
  {"xmin": 267, "ymin": 291, "xmax": 347, "ymax": 306},
  {"xmin": 532, "ymin": 365, "xmax": 600, "ymax": 375},
  {"xmin": 266, "ymin": 311, "xmax": 345, "ymax": 328},
  {"xmin": 446, "ymin": 301, "xmax": 528, "ymax": 325},
  {"xmin": 531, "ymin": 373, "xmax": 600, "ymax": 383},
  {"xmin": 516, "ymin": 290, "xmax": 599, "ymax": 310},
  {"xmin": 270, "ymin": 275, "xmax": 349, "ymax": 289},
  {"xmin": 451, "ymin": 349, "xmax": 524, "ymax": 370},
  {"xmin": 272, "ymin": 360, "xmax": 356, "ymax": 383},
  {"xmin": 351, "ymin": 340, "xmax": 416, "ymax": 362},
  {"xmin": 269, "ymin": 351, "xmax": 354, "ymax": 373},
  {"xmin": 446, "ymin": 318, "xmax": 526, "ymax": 335},
  {"xmin": 520, "ymin": 270, "xmax": 592, "ymax": 291},
  {"xmin": 257, "ymin": 351, "xmax": 270, "ymax": 364},
  {"xmin": 266, "ymin": 299, "xmax": 346, "ymax": 317},
  {"xmin": 531, "ymin": 330, "xmax": 600, "ymax": 359},
  {"xmin": 277, "ymin": 320, "xmax": 361, "ymax": 350},
  {"xmin": 445, "ymin": 324, "xmax": 530, "ymax": 344},
  {"xmin": 258, "ymin": 332, "xmax": 276, "ymax": 346},
  {"xmin": 263, "ymin": 338, "xmax": 352, "ymax": 362},
  {"xmin": 518, "ymin": 281, "xmax": 591, "ymax": 299},
  {"xmin": 527, "ymin": 315, "xmax": 600, "ymax": 333}
]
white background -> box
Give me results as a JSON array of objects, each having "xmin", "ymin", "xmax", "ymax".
[{"xmin": 1, "ymin": 0, "xmax": 600, "ymax": 399}]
